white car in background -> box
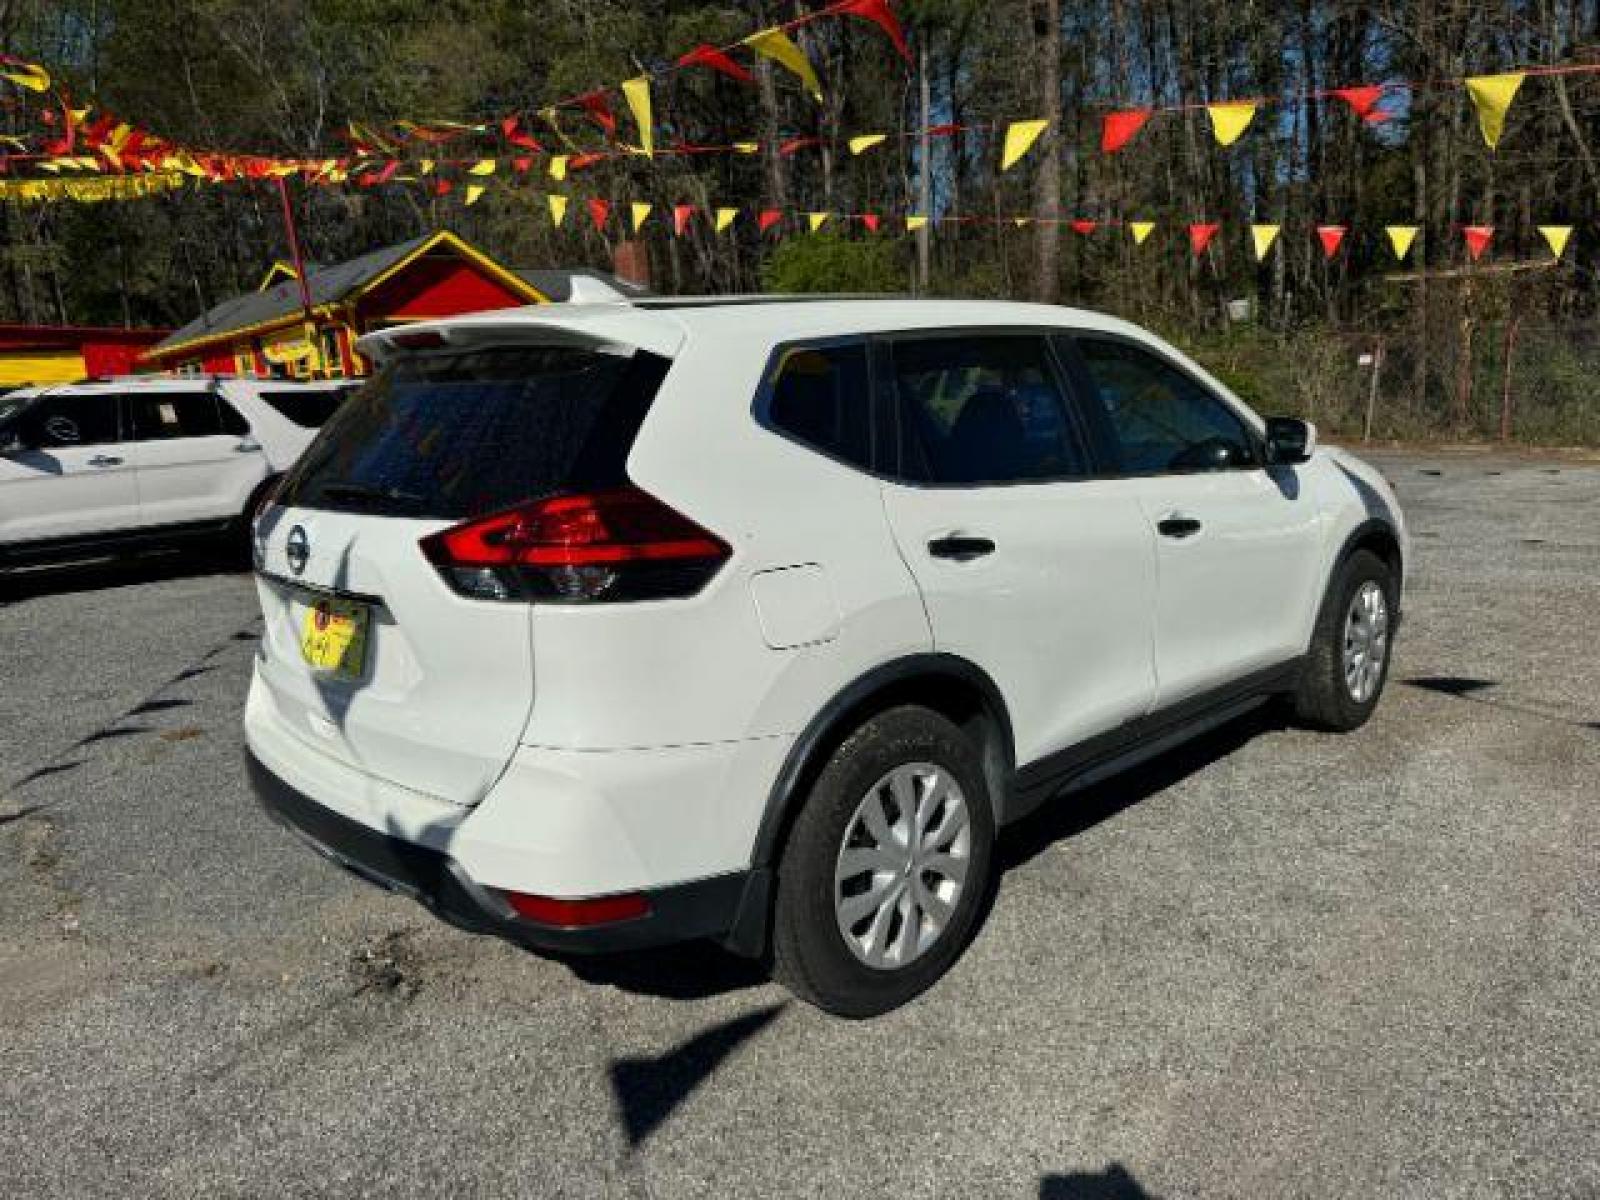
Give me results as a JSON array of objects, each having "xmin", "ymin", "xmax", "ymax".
[
  {"xmin": 0, "ymin": 376, "xmax": 356, "ymax": 572},
  {"xmin": 245, "ymin": 297, "xmax": 1407, "ymax": 1017}
]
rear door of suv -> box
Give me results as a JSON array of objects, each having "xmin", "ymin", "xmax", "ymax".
[
  {"xmin": 124, "ymin": 387, "xmax": 267, "ymax": 526},
  {"xmin": 875, "ymin": 331, "xmax": 1158, "ymax": 770},
  {"xmin": 253, "ymin": 340, "xmax": 675, "ymax": 806}
]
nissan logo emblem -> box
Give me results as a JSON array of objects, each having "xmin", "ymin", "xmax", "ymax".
[{"xmin": 285, "ymin": 525, "xmax": 310, "ymax": 576}]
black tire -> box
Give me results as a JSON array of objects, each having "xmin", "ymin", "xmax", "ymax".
[
  {"xmin": 771, "ymin": 705, "xmax": 996, "ymax": 1018},
  {"xmin": 1293, "ymin": 547, "xmax": 1397, "ymax": 732}
]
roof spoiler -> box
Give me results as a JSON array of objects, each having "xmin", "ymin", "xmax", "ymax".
[{"xmin": 356, "ymin": 308, "xmax": 684, "ymax": 364}]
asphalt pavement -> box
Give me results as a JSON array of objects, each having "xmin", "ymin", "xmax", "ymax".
[{"xmin": 2, "ymin": 449, "xmax": 1597, "ymax": 1199}]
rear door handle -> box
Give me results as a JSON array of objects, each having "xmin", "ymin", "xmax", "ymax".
[
  {"xmin": 1157, "ymin": 516, "xmax": 1202, "ymax": 539},
  {"xmin": 87, "ymin": 454, "xmax": 124, "ymax": 468},
  {"xmin": 928, "ymin": 535, "xmax": 996, "ymax": 562}
]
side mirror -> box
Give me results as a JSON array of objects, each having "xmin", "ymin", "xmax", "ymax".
[{"xmin": 1264, "ymin": 417, "xmax": 1316, "ymax": 466}]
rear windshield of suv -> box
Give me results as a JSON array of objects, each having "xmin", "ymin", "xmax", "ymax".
[{"xmin": 275, "ymin": 345, "xmax": 671, "ymax": 520}]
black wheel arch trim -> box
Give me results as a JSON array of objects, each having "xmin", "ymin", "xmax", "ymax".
[
  {"xmin": 1331, "ymin": 516, "xmax": 1405, "ymax": 603},
  {"xmin": 748, "ymin": 653, "xmax": 1015, "ymax": 871}
]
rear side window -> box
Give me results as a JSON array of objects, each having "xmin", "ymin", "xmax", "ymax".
[
  {"xmin": 126, "ymin": 392, "xmax": 231, "ymax": 441},
  {"xmin": 13, "ymin": 393, "xmax": 120, "ymax": 448},
  {"xmin": 764, "ymin": 343, "xmax": 873, "ymax": 471},
  {"xmin": 276, "ymin": 345, "xmax": 670, "ymax": 519},
  {"xmin": 1073, "ymin": 338, "xmax": 1257, "ymax": 474},
  {"xmin": 890, "ymin": 336, "xmax": 1085, "ymax": 485},
  {"xmin": 257, "ymin": 388, "xmax": 346, "ymax": 429}
]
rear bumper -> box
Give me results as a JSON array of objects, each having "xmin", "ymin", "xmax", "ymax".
[{"xmin": 247, "ymin": 749, "xmax": 754, "ymax": 955}]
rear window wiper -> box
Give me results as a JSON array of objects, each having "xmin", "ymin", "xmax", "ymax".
[{"xmin": 319, "ymin": 481, "xmax": 427, "ymax": 509}]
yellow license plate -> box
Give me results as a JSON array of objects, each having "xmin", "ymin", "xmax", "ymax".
[{"xmin": 299, "ymin": 597, "xmax": 370, "ymax": 679}]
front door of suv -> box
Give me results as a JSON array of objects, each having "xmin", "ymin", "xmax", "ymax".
[
  {"xmin": 1059, "ymin": 335, "xmax": 1325, "ymax": 707},
  {"xmin": 0, "ymin": 391, "xmax": 138, "ymax": 547},
  {"xmin": 876, "ymin": 333, "xmax": 1157, "ymax": 771}
]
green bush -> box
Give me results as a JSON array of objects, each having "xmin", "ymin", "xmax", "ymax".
[{"xmin": 760, "ymin": 233, "xmax": 908, "ymax": 295}]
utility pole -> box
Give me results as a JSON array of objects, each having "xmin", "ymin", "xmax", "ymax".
[{"xmin": 274, "ymin": 175, "xmax": 319, "ymax": 377}]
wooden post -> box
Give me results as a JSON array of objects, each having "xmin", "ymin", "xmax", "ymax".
[{"xmin": 1499, "ymin": 315, "xmax": 1521, "ymax": 442}]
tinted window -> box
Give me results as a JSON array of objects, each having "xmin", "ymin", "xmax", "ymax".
[
  {"xmin": 1075, "ymin": 339, "xmax": 1256, "ymax": 474},
  {"xmin": 277, "ymin": 345, "xmax": 670, "ymax": 519},
  {"xmin": 258, "ymin": 388, "xmax": 346, "ymax": 429},
  {"xmin": 218, "ymin": 398, "xmax": 251, "ymax": 436},
  {"xmin": 766, "ymin": 343, "xmax": 872, "ymax": 470},
  {"xmin": 127, "ymin": 392, "xmax": 229, "ymax": 441},
  {"xmin": 13, "ymin": 393, "xmax": 120, "ymax": 448},
  {"xmin": 891, "ymin": 336, "xmax": 1084, "ymax": 485}
]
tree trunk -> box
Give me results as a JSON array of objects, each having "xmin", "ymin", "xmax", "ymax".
[{"xmin": 1031, "ymin": 0, "xmax": 1063, "ymax": 303}]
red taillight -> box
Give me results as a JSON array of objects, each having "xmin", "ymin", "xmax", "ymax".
[
  {"xmin": 420, "ymin": 486, "xmax": 730, "ymax": 603},
  {"xmin": 501, "ymin": 890, "xmax": 651, "ymax": 928}
]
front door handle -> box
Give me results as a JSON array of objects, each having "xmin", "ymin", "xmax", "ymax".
[
  {"xmin": 87, "ymin": 454, "xmax": 124, "ymax": 468},
  {"xmin": 928, "ymin": 535, "xmax": 996, "ymax": 562},
  {"xmin": 1157, "ymin": 516, "xmax": 1202, "ymax": 539},
  {"xmin": 235, "ymin": 436, "xmax": 262, "ymax": 453}
]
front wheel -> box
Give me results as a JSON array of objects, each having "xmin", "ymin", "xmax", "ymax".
[
  {"xmin": 1294, "ymin": 547, "xmax": 1398, "ymax": 731},
  {"xmin": 771, "ymin": 705, "xmax": 995, "ymax": 1018}
]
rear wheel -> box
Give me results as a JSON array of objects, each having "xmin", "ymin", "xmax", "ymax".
[
  {"xmin": 1294, "ymin": 548, "xmax": 1397, "ymax": 731},
  {"xmin": 771, "ymin": 705, "xmax": 995, "ymax": 1018}
]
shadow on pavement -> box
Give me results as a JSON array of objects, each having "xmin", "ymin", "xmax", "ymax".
[
  {"xmin": 567, "ymin": 939, "xmax": 771, "ymax": 1002},
  {"xmin": 1404, "ymin": 675, "xmax": 1598, "ymax": 731},
  {"xmin": 1002, "ymin": 703, "xmax": 1290, "ymax": 873},
  {"xmin": 608, "ymin": 1003, "xmax": 785, "ymax": 1146},
  {"xmin": 1040, "ymin": 1163, "xmax": 1158, "ymax": 1198}
]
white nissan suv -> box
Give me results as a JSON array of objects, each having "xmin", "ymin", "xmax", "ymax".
[
  {"xmin": 245, "ymin": 297, "xmax": 1406, "ymax": 1017},
  {"xmin": 0, "ymin": 376, "xmax": 354, "ymax": 573}
]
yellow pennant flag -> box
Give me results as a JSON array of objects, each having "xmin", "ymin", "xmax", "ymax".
[
  {"xmin": 1386, "ymin": 225, "xmax": 1419, "ymax": 261},
  {"xmin": 743, "ymin": 29, "xmax": 823, "ymax": 102},
  {"xmin": 849, "ymin": 134, "xmax": 888, "ymax": 156},
  {"xmin": 906, "ymin": 215, "xmax": 929, "ymax": 232},
  {"xmin": 622, "ymin": 76, "xmax": 654, "ymax": 158},
  {"xmin": 548, "ymin": 194, "xmax": 569, "ymax": 227},
  {"xmin": 468, "ymin": 159, "xmax": 497, "ymax": 176},
  {"xmin": 733, "ymin": 141, "xmax": 760, "ymax": 155},
  {"xmin": 1129, "ymin": 221, "xmax": 1155, "ymax": 245},
  {"xmin": 807, "ymin": 212, "xmax": 830, "ymax": 233},
  {"xmin": 1208, "ymin": 102, "xmax": 1257, "ymax": 146},
  {"xmin": 1001, "ymin": 119, "xmax": 1050, "ymax": 171},
  {"xmin": 549, "ymin": 155, "xmax": 569, "ymax": 181},
  {"xmin": 419, "ymin": 160, "xmax": 436, "ymax": 176},
  {"xmin": 631, "ymin": 202, "xmax": 653, "ymax": 232},
  {"xmin": 1013, "ymin": 218, "xmax": 1032, "ymax": 228},
  {"xmin": 1539, "ymin": 225, "xmax": 1573, "ymax": 259},
  {"xmin": 715, "ymin": 207, "xmax": 739, "ymax": 233},
  {"xmin": 1465, "ymin": 73, "xmax": 1525, "ymax": 149},
  {"xmin": 464, "ymin": 184, "xmax": 487, "ymax": 206},
  {"xmin": 1251, "ymin": 224, "xmax": 1281, "ymax": 261},
  {"xmin": 0, "ymin": 60, "xmax": 51, "ymax": 93}
]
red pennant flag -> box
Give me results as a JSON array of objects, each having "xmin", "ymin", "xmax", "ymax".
[
  {"xmin": 1101, "ymin": 108, "xmax": 1152, "ymax": 154},
  {"xmin": 677, "ymin": 44, "xmax": 755, "ymax": 85},
  {"xmin": 567, "ymin": 152, "xmax": 607, "ymax": 172},
  {"xmin": 500, "ymin": 116, "xmax": 544, "ymax": 151},
  {"xmin": 1188, "ymin": 223, "xmax": 1220, "ymax": 255},
  {"xmin": 779, "ymin": 136, "xmax": 822, "ymax": 157},
  {"xmin": 512, "ymin": 157, "xmax": 534, "ymax": 174},
  {"xmin": 861, "ymin": 214, "xmax": 881, "ymax": 233},
  {"xmin": 673, "ymin": 204, "xmax": 695, "ymax": 235},
  {"xmin": 1331, "ymin": 85, "xmax": 1384, "ymax": 119},
  {"xmin": 838, "ymin": 0, "xmax": 912, "ymax": 63},
  {"xmin": 926, "ymin": 123, "xmax": 962, "ymax": 138},
  {"xmin": 1070, "ymin": 219, "xmax": 1098, "ymax": 235},
  {"xmin": 432, "ymin": 180, "xmax": 453, "ymax": 197},
  {"xmin": 758, "ymin": 208, "xmax": 784, "ymax": 233},
  {"xmin": 587, "ymin": 197, "xmax": 611, "ymax": 231},
  {"xmin": 81, "ymin": 113, "xmax": 117, "ymax": 149},
  {"xmin": 1463, "ymin": 225, "xmax": 1494, "ymax": 261},
  {"xmin": 576, "ymin": 89, "xmax": 617, "ymax": 137},
  {"xmin": 1316, "ymin": 225, "xmax": 1347, "ymax": 259}
]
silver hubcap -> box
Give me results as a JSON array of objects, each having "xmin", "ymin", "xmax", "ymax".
[
  {"xmin": 1343, "ymin": 580, "xmax": 1390, "ymax": 704},
  {"xmin": 834, "ymin": 763, "xmax": 971, "ymax": 970}
]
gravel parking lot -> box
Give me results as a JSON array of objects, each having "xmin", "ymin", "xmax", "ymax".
[{"xmin": 2, "ymin": 448, "xmax": 1597, "ymax": 1199}]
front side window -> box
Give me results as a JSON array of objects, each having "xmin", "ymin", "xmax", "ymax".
[
  {"xmin": 891, "ymin": 336, "xmax": 1084, "ymax": 485},
  {"xmin": 13, "ymin": 393, "xmax": 120, "ymax": 449},
  {"xmin": 1074, "ymin": 338, "xmax": 1256, "ymax": 474},
  {"xmin": 765, "ymin": 342, "xmax": 873, "ymax": 470},
  {"xmin": 126, "ymin": 392, "xmax": 229, "ymax": 441}
]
